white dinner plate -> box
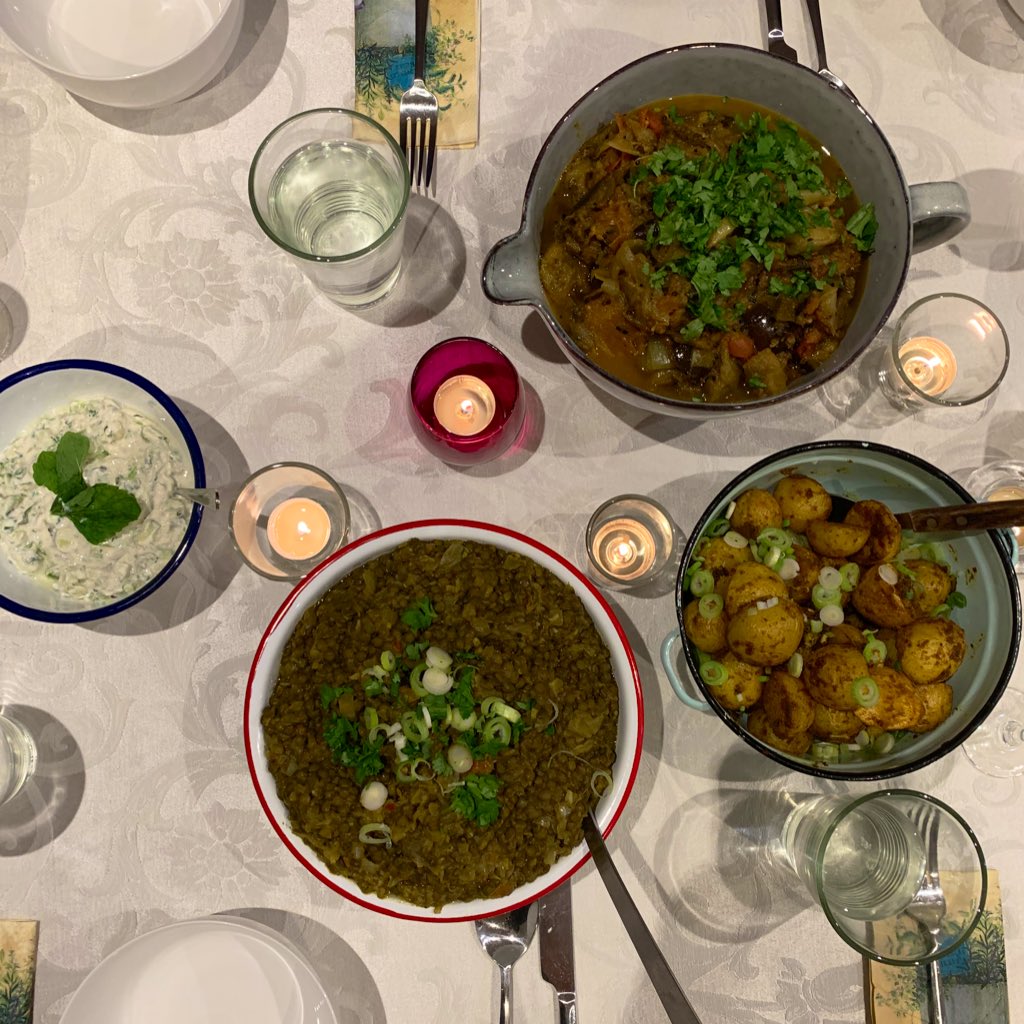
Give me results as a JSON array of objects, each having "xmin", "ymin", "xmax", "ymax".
[{"xmin": 61, "ymin": 916, "xmax": 338, "ymax": 1024}]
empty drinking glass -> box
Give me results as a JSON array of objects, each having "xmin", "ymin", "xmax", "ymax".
[{"xmin": 0, "ymin": 708, "xmax": 36, "ymax": 808}]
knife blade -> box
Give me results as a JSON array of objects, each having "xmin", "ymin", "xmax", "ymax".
[{"xmin": 539, "ymin": 881, "xmax": 578, "ymax": 1024}]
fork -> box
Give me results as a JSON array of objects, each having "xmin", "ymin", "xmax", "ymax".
[
  {"xmin": 905, "ymin": 803, "xmax": 947, "ymax": 1024},
  {"xmin": 398, "ymin": 0, "xmax": 438, "ymax": 188}
]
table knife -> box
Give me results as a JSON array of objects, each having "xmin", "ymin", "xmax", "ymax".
[{"xmin": 539, "ymin": 881, "xmax": 578, "ymax": 1024}]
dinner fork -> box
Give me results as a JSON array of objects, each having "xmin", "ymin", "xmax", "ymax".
[
  {"xmin": 905, "ymin": 804, "xmax": 947, "ymax": 1024},
  {"xmin": 398, "ymin": 0, "xmax": 438, "ymax": 188}
]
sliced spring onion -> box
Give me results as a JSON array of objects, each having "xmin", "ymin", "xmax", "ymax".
[
  {"xmin": 810, "ymin": 619, "xmax": 824, "ymax": 634},
  {"xmin": 706, "ymin": 517, "xmax": 731, "ymax": 538},
  {"xmin": 410, "ymin": 663, "xmax": 428, "ymax": 697},
  {"xmin": 725, "ymin": 500, "xmax": 737, "ymax": 519},
  {"xmin": 698, "ymin": 593, "xmax": 724, "ymax": 620},
  {"xmin": 481, "ymin": 697, "xmax": 521, "ymax": 723},
  {"xmin": 700, "ymin": 660, "xmax": 729, "ymax": 686},
  {"xmin": 451, "ymin": 708, "xmax": 477, "ymax": 732},
  {"xmin": 755, "ymin": 596, "xmax": 780, "ymax": 611},
  {"xmin": 762, "ymin": 545, "xmax": 783, "ymax": 570},
  {"xmin": 724, "ymin": 530, "xmax": 748, "ymax": 549},
  {"xmin": 425, "ymin": 645, "xmax": 452, "ymax": 670},
  {"xmin": 787, "ymin": 652, "xmax": 804, "ymax": 677},
  {"xmin": 380, "ymin": 650, "xmax": 397, "ymax": 671},
  {"xmin": 850, "ymin": 676, "xmax": 880, "ymax": 709},
  {"xmin": 819, "ymin": 603, "xmax": 845, "ymax": 626},
  {"xmin": 482, "ymin": 717, "xmax": 512, "ymax": 746},
  {"xmin": 863, "ymin": 637, "xmax": 887, "ymax": 666},
  {"xmin": 839, "ymin": 562, "xmax": 861, "ymax": 591},
  {"xmin": 591, "ymin": 769, "xmax": 612, "ymax": 798},
  {"xmin": 879, "ymin": 563, "xmax": 899, "ymax": 585},
  {"xmin": 818, "ymin": 565, "xmax": 843, "ymax": 590},
  {"xmin": 400, "ymin": 710, "xmax": 429, "ymax": 742},
  {"xmin": 757, "ymin": 527, "xmax": 791, "ymax": 549},
  {"xmin": 446, "ymin": 743, "xmax": 473, "ymax": 773},
  {"xmin": 855, "ymin": 729, "xmax": 871, "ymax": 748},
  {"xmin": 778, "ymin": 557, "xmax": 800, "ymax": 581},
  {"xmin": 931, "ymin": 603, "xmax": 950, "ymax": 617},
  {"xmin": 358, "ymin": 823, "xmax": 392, "ymax": 847},
  {"xmin": 363, "ymin": 707, "xmax": 379, "ymax": 730},
  {"xmin": 359, "ymin": 781, "xmax": 388, "ymax": 810},
  {"xmin": 396, "ymin": 758, "xmax": 433, "ymax": 784},
  {"xmin": 689, "ymin": 569, "xmax": 715, "ymax": 597},
  {"xmin": 810, "ymin": 740, "xmax": 840, "ymax": 764},
  {"xmin": 363, "ymin": 664, "xmax": 386, "ymax": 680},
  {"xmin": 948, "ymin": 591, "xmax": 967, "ymax": 608},
  {"xmin": 368, "ymin": 724, "xmax": 390, "ymax": 744},
  {"xmin": 422, "ymin": 667, "xmax": 454, "ymax": 695},
  {"xmin": 811, "ymin": 584, "xmax": 842, "ymax": 609},
  {"xmin": 873, "ymin": 732, "xmax": 896, "ymax": 755}
]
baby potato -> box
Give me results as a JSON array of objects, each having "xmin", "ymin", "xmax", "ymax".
[
  {"xmin": 761, "ymin": 670, "xmax": 815, "ymax": 738},
  {"xmin": 895, "ymin": 618, "xmax": 966, "ymax": 684},
  {"xmin": 805, "ymin": 519, "xmax": 871, "ymax": 559},
  {"xmin": 697, "ymin": 536, "xmax": 752, "ymax": 577},
  {"xmin": 787, "ymin": 544, "xmax": 822, "ymax": 604},
  {"xmin": 854, "ymin": 665, "xmax": 924, "ymax": 731},
  {"xmin": 821, "ymin": 622, "xmax": 867, "ymax": 647},
  {"xmin": 802, "ymin": 643, "xmax": 870, "ymax": 711},
  {"xmin": 810, "ymin": 702, "xmax": 863, "ymax": 742},
  {"xmin": 682, "ymin": 599, "xmax": 728, "ymax": 654},
  {"xmin": 844, "ymin": 499, "xmax": 902, "ymax": 564},
  {"xmin": 730, "ymin": 488, "xmax": 783, "ymax": 539},
  {"xmin": 747, "ymin": 708, "xmax": 812, "ymax": 756},
  {"xmin": 706, "ymin": 653, "xmax": 764, "ymax": 712},
  {"xmin": 909, "ymin": 682, "xmax": 955, "ymax": 733},
  {"xmin": 727, "ymin": 597, "xmax": 806, "ymax": 666},
  {"xmin": 851, "ymin": 564, "xmax": 917, "ymax": 628},
  {"xmin": 724, "ymin": 561, "xmax": 788, "ymax": 617},
  {"xmin": 773, "ymin": 475, "xmax": 832, "ymax": 532},
  {"xmin": 903, "ymin": 559, "xmax": 954, "ymax": 618}
]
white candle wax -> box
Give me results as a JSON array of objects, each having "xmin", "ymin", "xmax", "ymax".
[
  {"xmin": 266, "ymin": 497, "xmax": 331, "ymax": 561},
  {"xmin": 591, "ymin": 518, "xmax": 657, "ymax": 581},
  {"xmin": 432, "ymin": 374, "xmax": 496, "ymax": 436},
  {"xmin": 898, "ymin": 336, "xmax": 958, "ymax": 396}
]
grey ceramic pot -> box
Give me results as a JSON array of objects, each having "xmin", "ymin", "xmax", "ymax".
[{"xmin": 482, "ymin": 44, "xmax": 970, "ymax": 419}]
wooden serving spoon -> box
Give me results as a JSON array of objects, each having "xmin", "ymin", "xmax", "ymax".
[{"xmin": 829, "ymin": 496, "xmax": 1024, "ymax": 534}]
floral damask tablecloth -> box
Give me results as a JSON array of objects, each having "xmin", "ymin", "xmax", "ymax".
[{"xmin": 1, "ymin": 1, "xmax": 1022, "ymax": 1021}]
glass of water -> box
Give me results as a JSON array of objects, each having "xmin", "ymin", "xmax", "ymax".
[
  {"xmin": 781, "ymin": 790, "xmax": 986, "ymax": 965},
  {"xmin": 0, "ymin": 708, "xmax": 36, "ymax": 808},
  {"xmin": 249, "ymin": 108, "xmax": 411, "ymax": 308}
]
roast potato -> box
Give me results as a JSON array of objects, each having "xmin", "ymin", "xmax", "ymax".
[
  {"xmin": 707, "ymin": 653, "xmax": 764, "ymax": 711},
  {"xmin": 747, "ymin": 707, "xmax": 812, "ymax": 756},
  {"xmin": 682, "ymin": 598, "xmax": 728, "ymax": 654},
  {"xmin": 895, "ymin": 618, "xmax": 966, "ymax": 684},
  {"xmin": 761, "ymin": 670, "xmax": 815, "ymax": 738},
  {"xmin": 820, "ymin": 622, "xmax": 868, "ymax": 647},
  {"xmin": 903, "ymin": 559, "xmax": 955, "ymax": 618},
  {"xmin": 805, "ymin": 519, "xmax": 870, "ymax": 559},
  {"xmin": 773, "ymin": 475, "xmax": 831, "ymax": 532},
  {"xmin": 698, "ymin": 536, "xmax": 752, "ymax": 577},
  {"xmin": 854, "ymin": 665, "xmax": 924, "ymax": 731},
  {"xmin": 730, "ymin": 488, "xmax": 783, "ymax": 539},
  {"xmin": 727, "ymin": 597, "xmax": 805, "ymax": 665},
  {"xmin": 724, "ymin": 561, "xmax": 787, "ymax": 617},
  {"xmin": 810, "ymin": 702, "xmax": 864, "ymax": 742},
  {"xmin": 844, "ymin": 499, "xmax": 902, "ymax": 564},
  {"xmin": 787, "ymin": 544, "xmax": 822, "ymax": 604},
  {"xmin": 802, "ymin": 643, "xmax": 870, "ymax": 711},
  {"xmin": 910, "ymin": 682, "xmax": 955, "ymax": 733},
  {"xmin": 851, "ymin": 564, "xmax": 917, "ymax": 628}
]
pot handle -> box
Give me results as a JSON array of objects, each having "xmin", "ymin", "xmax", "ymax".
[
  {"xmin": 660, "ymin": 631, "xmax": 713, "ymax": 713},
  {"xmin": 481, "ymin": 230, "xmax": 537, "ymax": 305},
  {"xmin": 909, "ymin": 181, "xmax": 971, "ymax": 254}
]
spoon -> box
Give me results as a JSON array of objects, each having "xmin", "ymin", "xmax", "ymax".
[
  {"xmin": 802, "ymin": 0, "xmax": 860, "ymax": 102},
  {"xmin": 829, "ymin": 495, "xmax": 1024, "ymax": 534},
  {"xmin": 175, "ymin": 486, "xmax": 221, "ymax": 509},
  {"xmin": 763, "ymin": 0, "xmax": 797, "ymax": 62},
  {"xmin": 475, "ymin": 902, "xmax": 539, "ymax": 1024}
]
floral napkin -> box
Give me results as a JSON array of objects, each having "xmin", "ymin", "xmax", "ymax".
[
  {"xmin": 0, "ymin": 920, "xmax": 38, "ymax": 1024},
  {"xmin": 354, "ymin": 0, "xmax": 480, "ymax": 148},
  {"xmin": 865, "ymin": 870, "xmax": 1008, "ymax": 1024}
]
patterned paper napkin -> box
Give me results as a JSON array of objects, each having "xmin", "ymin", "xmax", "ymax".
[
  {"xmin": 865, "ymin": 870, "xmax": 1008, "ymax": 1024},
  {"xmin": 0, "ymin": 920, "xmax": 38, "ymax": 1024},
  {"xmin": 354, "ymin": 0, "xmax": 480, "ymax": 148}
]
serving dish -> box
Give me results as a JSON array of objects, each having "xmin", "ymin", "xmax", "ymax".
[
  {"xmin": 0, "ymin": 359, "xmax": 205, "ymax": 623},
  {"xmin": 245, "ymin": 519, "xmax": 643, "ymax": 922},
  {"xmin": 0, "ymin": 0, "xmax": 244, "ymax": 108},
  {"xmin": 482, "ymin": 43, "xmax": 969, "ymax": 418},
  {"xmin": 661, "ymin": 440, "xmax": 1021, "ymax": 779}
]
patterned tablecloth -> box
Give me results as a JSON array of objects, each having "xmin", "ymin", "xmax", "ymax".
[{"xmin": 1, "ymin": 1, "xmax": 1022, "ymax": 1021}]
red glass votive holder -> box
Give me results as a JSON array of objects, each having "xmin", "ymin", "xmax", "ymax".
[{"xmin": 409, "ymin": 337, "xmax": 526, "ymax": 466}]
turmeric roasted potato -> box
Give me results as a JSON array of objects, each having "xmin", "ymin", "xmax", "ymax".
[
  {"xmin": 910, "ymin": 682, "xmax": 955, "ymax": 733},
  {"xmin": 697, "ymin": 536, "xmax": 752, "ymax": 577},
  {"xmin": 810, "ymin": 701, "xmax": 864, "ymax": 742},
  {"xmin": 895, "ymin": 618, "xmax": 966, "ymax": 684},
  {"xmin": 805, "ymin": 519, "xmax": 870, "ymax": 559},
  {"xmin": 729, "ymin": 488, "xmax": 783, "ymax": 540},
  {"xmin": 706, "ymin": 653, "xmax": 765, "ymax": 712},
  {"xmin": 773, "ymin": 475, "xmax": 832, "ymax": 533},
  {"xmin": 787, "ymin": 544, "xmax": 823, "ymax": 604},
  {"xmin": 724, "ymin": 561, "xmax": 788, "ymax": 616},
  {"xmin": 802, "ymin": 643, "xmax": 870, "ymax": 711},
  {"xmin": 854, "ymin": 665, "xmax": 924, "ymax": 731},
  {"xmin": 850, "ymin": 563, "xmax": 918, "ymax": 628},
  {"xmin": 844, "ymin": 499, "xmax": 902, "ymax": 564},
  {"xmin": 747, "ymin": 708, "xmax": 812, "ymax": 756},
  {"xmin": 903, "ymin": 559, "xmax": 955, "ymax": 618},
  {"xmin": 727, "ymin": 597, "xmax": 805, "ymax": 665},
  {"xmin": 761, "ymin": 670, "xmax": 815, "ymax": 738},
  {"xmin": 682, "ymin": 598, "xmax": 728, "ymax": 654}
]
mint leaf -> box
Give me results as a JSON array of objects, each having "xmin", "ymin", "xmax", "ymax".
[
  {"xmin": 60, "ymin": 483, "xmax": 141, "ymax": 545},
  {"xmin": 55, "ymin": 431, "xmax": 89, "ymax": 497},
  {"xmin": 32, "ymin": 450, "xmax": 60, "ymax": 492}
]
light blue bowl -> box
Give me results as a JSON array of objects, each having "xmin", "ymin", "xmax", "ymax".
[
  {"xmin": 0, "ymin": 359, "xmax": 205, "ymax": 623},
  {"xmin": 663, "ymin": 440, "xmax": 1021, "ymax": 779}
]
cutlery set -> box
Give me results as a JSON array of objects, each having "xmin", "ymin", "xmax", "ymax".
[{"xmin": 398, "ymin": 0, "xmax": 439, "ymax": 187}]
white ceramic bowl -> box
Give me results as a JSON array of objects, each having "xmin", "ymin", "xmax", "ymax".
[
  {"xmin": 245, "ymin": 520, "xmax": 644, "ymax": 923},
  {"xmin": 0, "ymin": 0, "xmax": 244, "ymax": 108},
  {"xmin": 0, "ymin": 359, "xmax": 205, "ymax": 623}
]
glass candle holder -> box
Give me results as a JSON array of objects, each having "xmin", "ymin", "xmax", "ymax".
[
  {"xmin": 965, "ymin": 460, "xmax": 1024, "ymax": 572},
  {"xmin": 409, "ymin": 337, "xmax": 526, "ymax": 466},
  {"xmin": 586, "ymin": 495, "xmax": 675, "ymax": 589},
  {"xmin": 229, "ymin": 462, "xmax": 350, "ymax": 581},
  {"xmin": 879, "ymin": 293, "xmax": 1009, "ymax": 408},
  {"xmin": 0, "ymin": 708, "xmax": 36, "ymax": 809}
]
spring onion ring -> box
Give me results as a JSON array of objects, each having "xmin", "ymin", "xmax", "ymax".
[
  {"xmin": 358, "ymin": 823, "xmax": 392, "ymax": 847},
  {"xmin": 850, "ymin": 676, "xmax": 880, "ymax": 709}
]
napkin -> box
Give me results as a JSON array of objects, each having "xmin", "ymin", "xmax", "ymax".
[
  {"xmin": 0, "ymin": 919, "xmax": 38, "ymax": 1024},
  {"xmin": 354, "ymin": 0, "xmax": 480, "ymax": 148},
  {"xmin": 865, "ymin": 870, "xmax": 1008, "ymax": 1024}
]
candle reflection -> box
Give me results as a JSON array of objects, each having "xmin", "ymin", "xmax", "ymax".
[{"xmin": 898, "ymin": 336, "xmax": 957, "ymax": 397}]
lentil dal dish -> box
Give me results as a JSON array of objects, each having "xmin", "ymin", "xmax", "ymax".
[
  {"xmin": 540, "ymin": 96, "xmax": 878, "ymax": 403},
  {"xmin": 261, "ymin": 537, "xmax": 619, "ymax": 910}
]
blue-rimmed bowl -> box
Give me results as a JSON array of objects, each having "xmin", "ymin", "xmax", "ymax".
[
  {"xmin": 0, "ymin": 359, "xmax": 205, "ymax": 623},
  {"xmin": 662, "ymin": 440, "xmax": 1021, "ymax": 779}
]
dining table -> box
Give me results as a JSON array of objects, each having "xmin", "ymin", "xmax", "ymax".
[{"xmin": 1, "ymin": 0, "xmax": 1022, "ymax": 1021}]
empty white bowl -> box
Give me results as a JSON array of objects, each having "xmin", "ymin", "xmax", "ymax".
[{"xmin": 0, "ymin": 0, "xmax": 244, "ymax": 108}]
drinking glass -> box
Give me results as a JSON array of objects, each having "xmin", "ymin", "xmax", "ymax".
[
  {"xmin": 965, "ymin": 460, "xmax": 1024, "ymax": 572},
  {"xmin": 585, "ymin": 495, "xmax": 676, "ymax": 590},
  {"xmin": 963, "ymin": 688, "xmax": 1024, "ymax": 778},
  {"xmin": 878, "ymin": 293, "xmax": 1009, "ymax": 409},
  {"xmin": 781, "ymin": 790, "xmax": 986, "ymax": 965},
  {"xmin": 0, "ymin": 708, "xmax": 36, "ymax": 808},
  {"xmin": 249, "ymin": 109, "xmax": 411, "ymax": 308}
]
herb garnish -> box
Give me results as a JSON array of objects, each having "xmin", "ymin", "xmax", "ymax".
[
  {"xmin": 401, "ymin": 596, "xmax": 438, "ymax": 631},
  {"xmin": 32, "ymin": 431, "xmax": 141, "ymax": 545},
  {"xmin": 451, "ymin": 773, "xmax": 502, "ymax": 827}
]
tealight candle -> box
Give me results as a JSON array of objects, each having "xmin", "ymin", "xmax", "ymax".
[
  {"xmin": 585, "ymin": 495, "xmax": 675, "ymax": 589},
  {"xmin": 591, "ymin": 519, "xmax": 657, "ymax": 581},
  {"xmin": 266, "ymin": 497, "xmax": 332, "ymax": 560},
  {"xmin": 432, "ymin": 375, "xmax": 497, "ymax": 436},
  {"xmin": 897, "ymin": 336, "xmax": 957, "ymax": 397}
]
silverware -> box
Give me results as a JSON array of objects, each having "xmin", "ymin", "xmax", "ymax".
[
  {"xmin": 539, "ymin": 881, "xmax": 578, "ymax": 1024},
  {"xmin": 581, "ymin": 812, "xmax": 703, "ymax": 1024},
  {"xmin": 829, "ymin": 494, "xmax": 1024, "ymax": 534},
  {"xmin": 175, "ymin": 485, "xmax": 220, "ymax": 509},
  {"xmin": 905, "ymin": 804, "xmax": 947, "ymax": 1024},
  {"xmin": 764, "ymin": 0, "xmax": 798, "ymax": 62},
  {"xmin": 802, "ymin": 0, "xmax": 860, "ymax": 101},
  {"xmin": 398, "ymin": 0, "xmax": 439, "ymax": 188},
  {"xmin": 475, "ymin": 902, "xmax": 539, "ymax": 1024}
]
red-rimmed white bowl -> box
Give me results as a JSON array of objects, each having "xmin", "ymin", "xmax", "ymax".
[{"xmin": 244, "ymin": 519, "xmax": 644, "ymax": 923}]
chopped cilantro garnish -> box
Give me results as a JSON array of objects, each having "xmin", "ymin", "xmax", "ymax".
[
  {"xmin": 451, "ymin": 774, "xmax": 502, "ymax": 827},
  {"xmin": 846, "ymin": 203, "xmax": 878, "ymax": 251},
  {"xmin": 320, "ymin": 684, "xmax": 352, "ymax": 708},
  {"xmin": 401, "ymin": 597, "xmax": 437, "ymax": 631}
]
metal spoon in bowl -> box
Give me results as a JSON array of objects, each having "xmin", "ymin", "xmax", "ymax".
[
  {"xmin": 802, "ymin": 0, "xmax": 860, "ymax": 102},
  {"xmin": 475, "ymin": 902, "xmax": 539, "ymax": 1024}
]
